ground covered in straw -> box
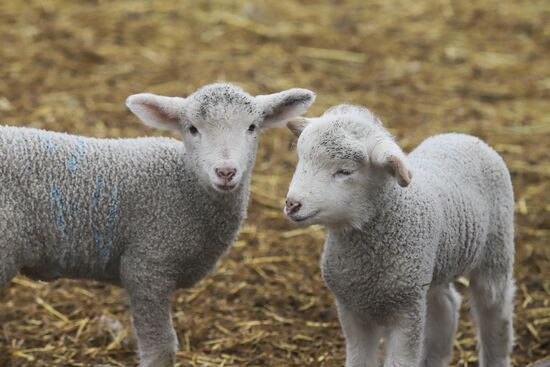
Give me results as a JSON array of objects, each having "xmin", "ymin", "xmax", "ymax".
[{"xmin": 0, "ymin": 0, "xmax": 548, "ymax": 366}]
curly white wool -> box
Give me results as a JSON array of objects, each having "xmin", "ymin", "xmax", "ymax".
[
  {"xmin": 285, "ymin": 104, "xmax": 515, "ymax": 367},
  {"xmin": 0, "ymin": 83, "xmax": 316, "ymax": 367}
]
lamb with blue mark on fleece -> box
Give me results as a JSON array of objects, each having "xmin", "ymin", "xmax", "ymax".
[{"xmin": 0, "ymin": 82, "xmax": 316, "ymax": 367}]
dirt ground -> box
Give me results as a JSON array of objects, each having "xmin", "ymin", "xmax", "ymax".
[{"xmin": 0, "ymin": 0, "xmax": 548, "ymax": 366}]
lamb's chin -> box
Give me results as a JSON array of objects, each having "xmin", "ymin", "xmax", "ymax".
[
  {"xmin": 288, "ymin": 210, "xmax": 321, "ymax": 226},
  {"xmin": 213, "ymin": 183, "xmax": 238, "ymax": 193},
  {"xmin": 206, "ymin": 180, "xmax": 241, "ymax": 194}
]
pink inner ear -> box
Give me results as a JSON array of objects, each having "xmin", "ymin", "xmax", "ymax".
[
  {"xmin": 135, "ymin": 100, "xmax": 181, "ymax": 130},
  {"xmin": 387, "ymin": 155, "xmax": 412, "ymax": 187},
  {"xmin": 287, "ymin": 117, "xmax": 308, "ymax": 137},
  {"xmin": 142, "ymin": 102, "xmax": 179, "ymax": 124}
]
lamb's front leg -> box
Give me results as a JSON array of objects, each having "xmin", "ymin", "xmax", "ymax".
[
  {"xmin": 129, "ymin": 290, "xmax": 178, "ymax": 367},
  {"xmin": 122, "ymin": 262, "xmax": 178, "ymax": 367},
  {"xmin": 384, "ymin": 298, "xmax": 426, "ymax": 367},
  {"xmin": 337, "ymin": 301, "xmax": 381, "ymax": 367}
]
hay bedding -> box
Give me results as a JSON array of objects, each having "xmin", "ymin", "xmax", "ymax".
[{"xmin": 0, "ymin": 0, "xmax": 548, "ymax": 366}]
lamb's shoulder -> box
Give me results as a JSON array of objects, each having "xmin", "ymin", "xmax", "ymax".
[{"xmin": 322, "ymin": 190, "xmax": 439, "ymax": 321}]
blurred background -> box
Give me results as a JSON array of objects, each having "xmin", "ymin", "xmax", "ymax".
[{"xmin": 0, "ymin": 0, "xmax": 548, "ymax": 366}]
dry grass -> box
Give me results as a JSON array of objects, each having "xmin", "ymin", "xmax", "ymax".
[{"xmin": 0, "ymin": 0, "xmax": 549, "ymax": 366}]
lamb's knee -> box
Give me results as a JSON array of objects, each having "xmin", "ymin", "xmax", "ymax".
[
  {"xmin": 427, "ymin": 285, "xmax": 461, "ymax": 324},
  {"xmin": 444, "ymin": 284, "xmax": 462, "ymax": 317},
  {"xmin": 471, "ymin": 275, "xmax": 514, "ymax": 316},
  {"xmin": 436, "ymin": 285, "xmax": 461, "ymax": 309}
]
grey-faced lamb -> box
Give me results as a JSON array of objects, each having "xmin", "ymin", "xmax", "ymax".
[
  {"xmin": 284, "ymin": 104, "xmax": 515, "ymax": 367},
  {"xmin": 0, "ymin": 83, "xmax": 315, "ymax": 367}
]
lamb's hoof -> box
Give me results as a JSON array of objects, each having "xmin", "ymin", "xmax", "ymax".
[{"xmin": 139, "ymin": 352, "xmax": 176, "ymax": 367}]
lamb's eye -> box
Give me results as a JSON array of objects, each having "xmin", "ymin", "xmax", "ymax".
[
  {"xmin": 248, "ymin": 124, "xmax": 257, "ymax": 133},
  {"xmin": 334, "ymin": 169, "xmax": 354, "ymax": 177},
  {"xmin": 189, "ymin": 125, "xmax": 198, "ymax": 135}
]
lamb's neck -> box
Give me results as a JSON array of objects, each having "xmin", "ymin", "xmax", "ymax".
[{"xmin": 331, "ymin": 178, "xmax": 408, "ymax": 236}]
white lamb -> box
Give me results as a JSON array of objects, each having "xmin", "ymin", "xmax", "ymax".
[
  {"xmin": 284, "ymin": 104, "xmax": 515, "ymax": 367},
  {"xmin": 0, "ymin": 83, "xmax": 315, "ymax": 367}
]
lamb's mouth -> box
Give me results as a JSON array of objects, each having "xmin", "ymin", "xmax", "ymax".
[
  {"xmin": 214, "ymin": 183, "xmax": 238, "ymax": 192},
  {"xmin": 290, "ymin": 210, "xmax": 320, "ymax": 223}
]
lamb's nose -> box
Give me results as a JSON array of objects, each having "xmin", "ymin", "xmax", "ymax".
[
  {"xmin": 215, "ymin": 167, "xmax": 237, "ymax": 181},
  {"xmin": 285, "ymin": 198, "xmax": 302, "ymax": 215}
]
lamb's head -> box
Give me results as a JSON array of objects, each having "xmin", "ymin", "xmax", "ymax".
[
  {"xmin": 284, "ymin": 104, "xmax": 412, "ymax": 227},
  {"xmin": 126, "ymin": 83, "xmax": 315, "ymax": 193}
]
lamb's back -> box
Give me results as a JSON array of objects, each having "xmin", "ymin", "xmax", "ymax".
[{"xmin": 409, "ymin": 133, "xmax": 510, "ymax": 197}]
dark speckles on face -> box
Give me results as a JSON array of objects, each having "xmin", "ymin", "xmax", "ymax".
[
  {"xmin": 317, "ymin": 125, "xmax": 367, "ymax": 162},
  {"xmin": 298, "ymin": 110, "xmax": 390, "ymax": 164},
  {"xmin": 191, "ymin": 85, "xmax": 259, "ymax": 122}
]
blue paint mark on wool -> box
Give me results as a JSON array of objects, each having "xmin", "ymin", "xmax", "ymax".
[
  {"xmin": 67, "ymin": 138, "xmax": 86, "ymax": 175},
  {"xmin": 102, "ymin": 185, "xmax": 120, "ymax": 257},
  {"xmin": 50, "ymin": 183, "xmax": 82, "ymax": 241},
  {"xmin": 51, "ymin": 184, "xmax": 70, "ymax": 241},
  {"xmin": 92, "ymin": 178, "xmax": 104, "ymax": 205},
  {"xmin": 46, "ymin": 137, "xmax": 57, "ymax": 153},
  {"xmin": 91, "ymin": 177, "xmax": 120, "ymax": 257},
  {"xmin": 35, "ymin": 130, "xmax": 58, "ymax": 153},
  {"xmin": 71, "ymin": 199, "xmax": 79, "ymax": 219},
  {"xmin": 49, "ymin": 176, "xmax": 120, "ymax": 257}
]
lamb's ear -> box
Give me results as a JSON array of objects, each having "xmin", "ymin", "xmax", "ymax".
[
  {"xmin": 286, "ymin": 117, "xmax": 310, "ymax": 138},
  {"xmin": 256, "ymin": 88, "xmax": 316, "ymax": 129},
  {"xmin": 126, "ymin": 93, "xmax": 186, "ymax": 131},
  {"xmin": 370, "ymin": 139, "xmax": 413, "ymax": 187}
]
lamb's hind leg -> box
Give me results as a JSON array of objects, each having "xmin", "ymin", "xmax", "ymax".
[
  {"xmin": 469, "ymin": 268, "xmax": 515, "ymax": 367},
  {"xmin": 469, "ymin": 202, "xmax": 515, "ymax": 367},
  {"xmin": 422, "ymin": 284, "xmax": 461, "ymax": 367}
]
